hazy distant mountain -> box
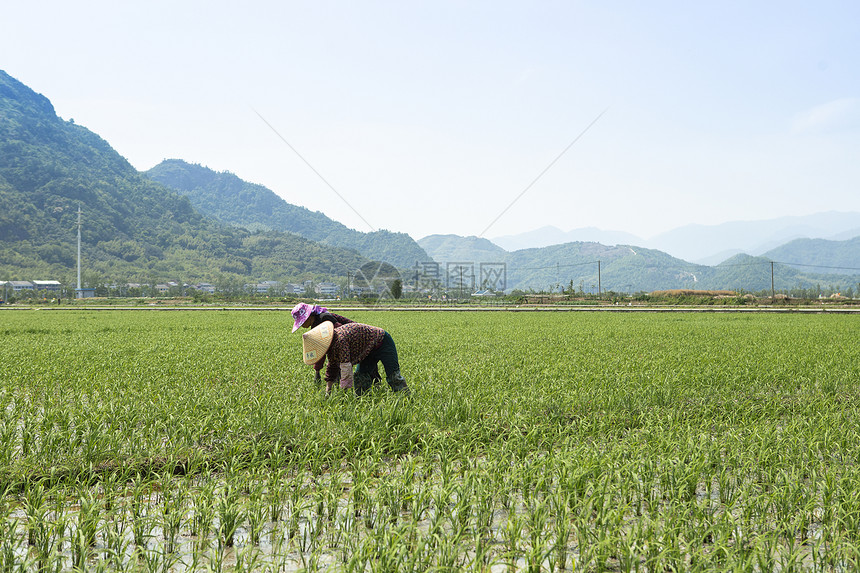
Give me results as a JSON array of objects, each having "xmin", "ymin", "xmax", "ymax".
[
  {"xmin": 417, "ymin": 234, "xmax": 507, "ymax": 263},
  {"xmin": 146, "ymin": 159, "xmax": 431, "ymax": 269},
  {"xmin": 491, "ymin": 226, "xmax": 643, "ymax": 251},
  {"xmin": 694, "ymin": 249, "xmax": 744, "ymax": 267},
  {"xmin": 418, "ymin": 232, "xmax": 860, "ymax": 293},
  {"xmin": 647, "ymin": 211, "xmax": 860, "ymax": 263},
  {"xmin": 419, "ymin": 235, "xmax": 704, "ymax": 292},
  {"xmin": 829, "ymin": 227, "xmax": 860, "ymax": 241},
  {"xmin": 490, "ymin": 212, "xmax": 860, "ymax": 265}
]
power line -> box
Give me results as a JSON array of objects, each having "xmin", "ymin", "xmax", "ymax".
[
  {"xmin": 772, "ymin": 260, "xmax": 860, "ymax": 272},
  {"xmin": 518, "ymin": 260, "xmax": 600, "ymax": 271},
  {"xmin": 252, "ymin": 108, "xmax": 376, "ymax": 232},
  {"xmin": 477, "ymin": 108, "xmax": 608, "ymax": 238},
  {"xmin": 715, "ymin": 259, "xmax": 860, "ymax": 272}
]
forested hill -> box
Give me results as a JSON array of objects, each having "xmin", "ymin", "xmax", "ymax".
[
  {"xmin": 146, "ymin": 159, "xmax": 432, "ymax": 269},
  {"xmin": 763, "ymin": 236, "xmax": 860, "ymax": 271},
  {"xmin": 419, "ymin": 233, "xmax": 860, "ymax": 293},
  {"xmin": 0, "ymin": 70, "xmax": 370, "ymax": 284}
]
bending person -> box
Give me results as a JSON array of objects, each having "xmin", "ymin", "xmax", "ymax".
[
  {"xmin": 302, "ymin": 322, "xmax": 409, "ymax": 396},
  {"xmin": 291, "ymin": 302, "xmax": 354, "ymax": 383}
]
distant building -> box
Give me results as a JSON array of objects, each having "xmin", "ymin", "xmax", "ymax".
[
  {"xmin": 32, "ymin": 280, "xmax": 63, "ymax": 292},
  {"xmin": 244, "ymin": 281, "xmax": 280, "ymax": 294},
  {"xmin": 471, "ymin": 290, "xmax": 497, "ymax": 297},
  {"xmin": 9, "ymin": 281, "xmax": 35, "ymax": 292},
  {"xmin": 315, "ymin": 282, "xmax": 340, "ymax": 296},
  {"xmin": 350, "ymin": 286, "xmax": 374, "ymax": 297},
  {"xmin": 257, "ymin": 281, "xmax": 281, "ymax": 294},
  {"xmin": 75, "ymin": 288, "xmax": 96, "ymax": 299}
]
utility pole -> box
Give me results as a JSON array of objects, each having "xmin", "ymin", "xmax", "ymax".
[
  {"xmin": 771, "ymin": 261, "xmax": 775, "ymax": 302},
  {"xmin": 598, "ymin": 260, "xmax": 601, "ymax": 296},
  {"xmin": 76, "ymin": 206, "xmax": 82, "ymax": 298},
  {"xmin": 459, "ymin": 266, "xmax": 464, "ymax": 300}
]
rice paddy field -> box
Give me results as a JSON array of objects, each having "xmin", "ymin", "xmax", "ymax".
[{"xmin": 1, "ymin": 308, "xmax": 860, "ymax": 572}]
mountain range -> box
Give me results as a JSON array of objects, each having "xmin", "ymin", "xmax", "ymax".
[
  {"xmin": 490, "ymin": 212, "xmax": 860, "ymax": 265},
  {"xmin": 1, "ymin": 68, "xmax": 858, "ymax": 294},
  {"xmin": 417, "ymin": 234, "xmax": 860, "ymax": 294},
  {"xmin": 145, "ymin": 159, "xmax": 430, "ymax": 269},
  {"xmin": 0, "ymin": 70, "xmax": 371, "ymax": 287}
]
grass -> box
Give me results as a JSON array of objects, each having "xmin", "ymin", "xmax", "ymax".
[{"xmin": 1, "ymin": 309, "xmax": 859, "ymax": 570}]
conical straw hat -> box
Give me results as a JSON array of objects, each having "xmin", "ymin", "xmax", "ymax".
[{"xmin": 302, "ymin": 322, "xmax": 334, "ymax": 364}]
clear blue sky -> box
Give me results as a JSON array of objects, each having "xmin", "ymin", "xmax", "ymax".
[{"xmin": 3, "ymin": 1, "xmax": 859, "ymax": 241}]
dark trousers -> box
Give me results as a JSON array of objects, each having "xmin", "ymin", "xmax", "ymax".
[{"xmin": 356, "ymin": 332, "xmax": 400, "ymax": 381}]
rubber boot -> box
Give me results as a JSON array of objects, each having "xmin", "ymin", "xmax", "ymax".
[{"xmin": 387, "ymin": 370, "xmax": 409, "ymax": 393}]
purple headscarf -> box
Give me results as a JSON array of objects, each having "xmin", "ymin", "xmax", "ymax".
[{"xmin": 291, "ymin": 303, "xmax": 328, "ymax": 333}]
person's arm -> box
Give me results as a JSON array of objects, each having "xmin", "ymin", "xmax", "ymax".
[
  {"xmin": 339, "ymin": 363, "xmax": 354, "ymax": 389},
  {"xmin": 324, "ymin": 355, "xmax": 339, "ymax": 395},
  {"xmin": 313, "ymin": 358, "xmax": 324, "ymax": 384},
  {"xmin": 337, "ymin": 336, "xmax": 354, "ymax": 389}
]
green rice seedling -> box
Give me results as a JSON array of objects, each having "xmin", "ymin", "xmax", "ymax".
[
  {"xmin": 434, "ymin": 527, "xmax": 467, "ymax": 570},
  {"xmin": 130, "ymin": 540, "xmax": 165, "ymax": 573},
  {"xmin": 246, "ymin": 478, "xmax": 267, "ymax": 546},
  {"xmin": 70, "ymin": 526, "xmax": 88, "ymax": 571},
  {"xmin": 36, "ymin": 507, "xmax": 68, "ymax": 573},
  {"xmin": 472, "ymin": 473, "xmax": 495, "ymax": 568},
  {"xmin": 344, "ymin": 538, "xmax": 371, "ymax": 573},
  {"xmin": 190, "ymin": 478, "xmax": 216, "ymax": 565},
  {"xmin": 406, "ymin": 477, "xmax": 432, "ymax": 528},
  {"xmin": 502, "ymin": 509, "xmax": 524, "ymax": 573},
  {"xmin": 755, "ymin": 531, "xmax": 779, "ymax": 573},
  {"xmin": 234, "ymin": 544, "xmax": 264, "ymax": 573},
  {"xmin": 129, "ymin": 477, "xmax": 153, "ymax": 549},
  {"xmin": 717, "ymin": 466, "xmax": 739, "ymax": 508},
  {"xmin": 549, "ymin": 488, "xmax": 572, "ymax": 572},
  {"xmin": 207, "ymin": 533, "xmax": 228, "ymax": 573},
  {"xmin": 471, "ymin": 526, "xmax": 491, "ymax": 572},
  {"xmin": 285, "ymin": 466, "xmax": 309, "ymax": 540},
  {"xmin": 310, "ymin": 489, "xmax": 328, "ymax": 552},
  {"xmin": 439, "ymin": 449, "xmax": 456, "ymax": 491},
  {"xmin": 74, "ymin": 486, "xmax": 102, "ymax": 553},
  {"xmin": 216, "ymin": 481, "xmax": 243, "ymax": 549},
  {"xmin": 451, "ymin": 479, "xmax": 475, "ymax": 534},
  {"xmin": 0, "ymin": 514, "xmax": 24, "ymax": 572},
  {"xmin": 267, "ymin": 468, "xmax": 288, "ymax": 523},
  {"xmin": 102, "ymin": 499, "xmax": 131, "ymax": 570},
  {"xmin": 158, "ymin": 472, "xmax": 187, "ymax": 555},
  {"xmin": 295, "ymin": 498, "xmax": 316, "ymax": 555},
  {"xmin": 22, "ymin": 480, "xmax": 48, "ymax": 548},
  {"xmin": 524, "ymin": 496, "xmax": 552, "ymax": 573},
  {"xmin": 20, "ymin": 410, "xmax": 36, "ymax": 459},
  {"xmin": 427, "ymin": 482, "xmax": 455, "ymax": 543}
]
